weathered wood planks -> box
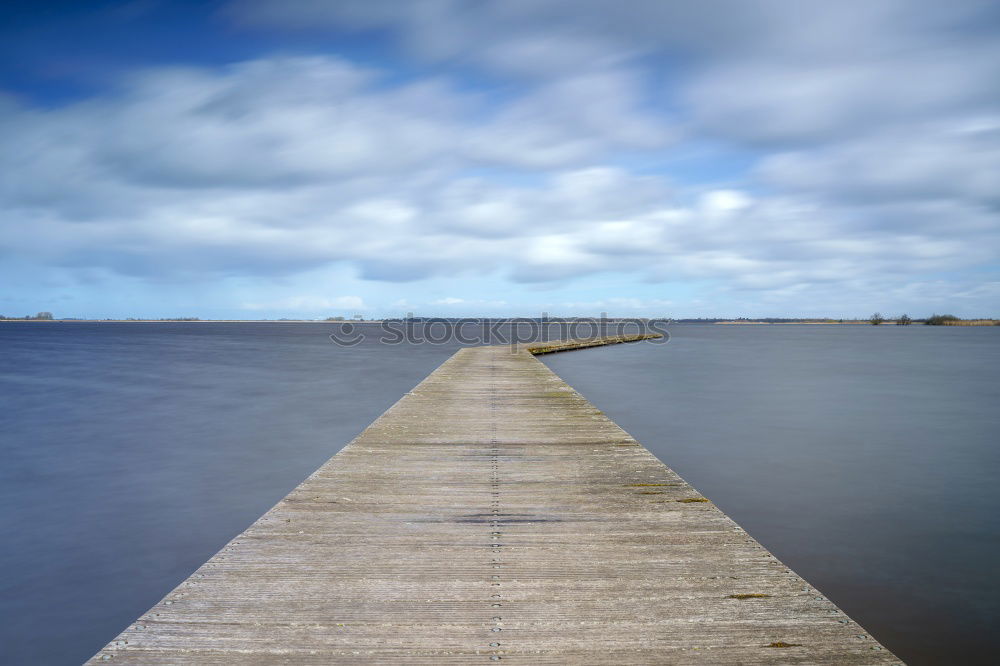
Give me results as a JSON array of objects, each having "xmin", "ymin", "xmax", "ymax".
[{"xmin": 89, "ymin": 338, "xmax": 900, "ymax": 664}]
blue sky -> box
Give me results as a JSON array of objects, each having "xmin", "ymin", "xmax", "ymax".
[{"xmin": 2, "ymin": 0, "xmax": 999, "ymax": 319}]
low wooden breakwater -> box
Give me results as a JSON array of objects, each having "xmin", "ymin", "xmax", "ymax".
[
  {"xmin": 522, "ymin": 333, "xmax": 662, "ymax": 355},
  {"xmin": 91, "ymin": 336, "xmax": 898, "ymax": 664}
]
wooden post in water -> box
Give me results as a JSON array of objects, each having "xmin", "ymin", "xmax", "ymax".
[{"xmin": 90, "ymin": 335, "xmax": 899, "ymax": 664}]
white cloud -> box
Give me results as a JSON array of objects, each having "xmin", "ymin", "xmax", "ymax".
[
  {"xmin": 466, "ymin": 72, "xmax": 672, "ymax": 168},
  {"xmin": 685, "ymin": 47, "xmax": 1000, "ymax": 145},
  {"xmin": 699, "ymin": 190, "xmax": 753, "ymax": 217},
  {"xmin": 756, "ymin": 118, "xmax": 1000, "ymax": 207},
  {"xmin": 227, "ymin": 0, "xmax": 1000, "ymax": 151},
  {"xmin": 556, "ymin": 297, "xmax": 675, "ymax": 311},
  {"xmin": 241, "ymin": 295, "xmax": 366, "ymax": 311},
  {"xmin": 3, "ymin": 1, "xmax": 999, "ymax": 316}
]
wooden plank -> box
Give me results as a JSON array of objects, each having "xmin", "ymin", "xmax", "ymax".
[{"xmin": 89, "ymin": 338, "xmax": 900, "ymax": 664}]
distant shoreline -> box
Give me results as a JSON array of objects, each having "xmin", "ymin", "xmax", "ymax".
[
  {"xmin": 715, "ymin": 320, "xmax": 999, "ymax": 326},
  {"xmin": 3, "ymin": 318, "xmax": 997, "ymax": 326},
  {"xmin": 717, "ymin": 321, "xmax": 869, "ymax": 325},
  {"xmin": 0, "ymin": 319, "xmax": 376, "ymax": 324}
]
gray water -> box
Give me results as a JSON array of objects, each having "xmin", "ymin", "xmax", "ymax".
[{"xmin": 1, "ymin": 322, "xmax": 997, "ymax": 664}]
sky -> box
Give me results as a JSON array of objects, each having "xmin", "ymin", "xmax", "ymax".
[{"xmin": 1, "ymin": 0, "xmax": 999, "ymax": 319}]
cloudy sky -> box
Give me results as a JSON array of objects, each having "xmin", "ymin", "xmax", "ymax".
[{"xmin": 2, "ymin": 0, "xmax": 999, "ymax": 319}]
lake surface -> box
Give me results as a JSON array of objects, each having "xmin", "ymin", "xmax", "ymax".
[{"xmin": 1, "ymin": 322, "xmax": 997, "ymax": 664}]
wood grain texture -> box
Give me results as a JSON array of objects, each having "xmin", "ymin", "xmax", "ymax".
[{"xmin": 89, "ymin": 340, "xmax": 900, "ymax": 664}]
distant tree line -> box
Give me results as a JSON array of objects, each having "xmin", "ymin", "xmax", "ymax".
[
  {"xmin": 0, "ymin": 311, "xmax": 54, "ymax": 320},
  {"xmin": 868, "ymin": 313, "xmax": 997, "ymax": 326},
  {"xmin": 871, "ymin": 313, "xmax": 912, "ymax": 325},
  {"xmin": 925, "ymin": 314, "xmax": 960, "ymax": 325}
]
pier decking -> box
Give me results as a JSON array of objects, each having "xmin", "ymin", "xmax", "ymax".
[{"xmin": 91, "ymin": 337, "xmax": 898, "ymax": 664}]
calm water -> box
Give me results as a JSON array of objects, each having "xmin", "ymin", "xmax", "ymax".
[{"xmin": 1, "ymin": 322, "xmax": 997, "ymax": 664}]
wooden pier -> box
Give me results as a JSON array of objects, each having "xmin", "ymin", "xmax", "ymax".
[{"xmin": 91, "ymin": 336, "xmax": 898, "ymax": 664}]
